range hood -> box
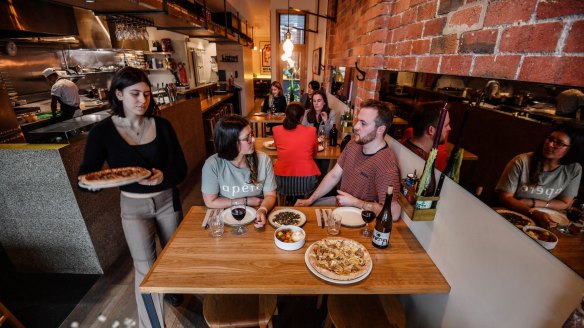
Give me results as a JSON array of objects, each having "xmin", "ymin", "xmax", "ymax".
[{"xmin": 0, "ymin": 1, "xmax": 78, "ymax": 38}]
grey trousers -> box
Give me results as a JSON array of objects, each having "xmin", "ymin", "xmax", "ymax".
[{"xmin": 120, "ymin": 189, "xmax": 182, "ymax": 328}]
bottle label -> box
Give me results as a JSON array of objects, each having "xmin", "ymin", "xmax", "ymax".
[
  {"xmin": 415, "ymin": 200, "xmax": 432, "ymax": 209},
  {"xmin": 372, "ymin": 230, "xmax": 390, "ymax": 247}
]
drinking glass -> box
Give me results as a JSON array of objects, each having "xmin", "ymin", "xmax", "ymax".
[
  {"xmin": 326, "ymin": 214, "xmax": 341, "ymax": 235},
  {"xmin": 361, "ymin": 202, "xmax": 375, "ymax": 237},
  {"xmin": 209, "ymin": 214, "xmax": 224, "ymax": 238},
  {"xmin": 318, "ymin": 125, "xmax": 327, "ymax": 150},
  {"xmin": 230, "ymin": 198, "xmax": 247, "ymax": 235},
  {"xmin": 556, "ymin": 221, "xmax": 572, "ymax": 235}
]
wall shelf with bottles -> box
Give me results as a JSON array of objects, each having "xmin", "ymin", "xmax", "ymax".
[{"xmin": 143, "ymin": 51, "xmax": 174, "ymax": 55}]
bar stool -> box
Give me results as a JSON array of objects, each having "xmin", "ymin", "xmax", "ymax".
[
  {"xmin": 203, "ymin": 294, "xmax": 277, "ymax": 328},
  {"xmin": 324, "ymin": 294, "xmax": 405, "ymax": 328},
  {"xmin": 0, "ymin": 302, "xmax": 25, "ymax": 328}
]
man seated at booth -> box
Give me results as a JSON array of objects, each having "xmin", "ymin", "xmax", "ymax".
[
  {"xmin": 296, "ymin": 99, "xmax": 401, "ymax": 219},
  {"xmin": 401, "ymin": 101, "xmax": 451, "ymax": 171}
]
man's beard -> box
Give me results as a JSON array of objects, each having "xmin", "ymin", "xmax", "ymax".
[{"xmin": 355, "ymin": 128, "xmax": 377, "ymax": 145}]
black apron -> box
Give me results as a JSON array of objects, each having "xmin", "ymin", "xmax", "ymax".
[{"xmin": 57, "ymin": 99, "xmax": 78, "ymax": 120}]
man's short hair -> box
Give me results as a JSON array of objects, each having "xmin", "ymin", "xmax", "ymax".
[
  {"xmin": 360, "ymin": 99, "xmax": 394, "ymax": 135},
  {"xmin": 410, "ymin": 101, "xmax": 444, "ymax": 138}
]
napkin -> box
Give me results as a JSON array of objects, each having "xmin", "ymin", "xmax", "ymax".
[
  {"xmin": 315, "ymin": 209, "xmax": 322, "ymax": 227},
  {"xmin": 202, "ymin": 208, "xmax": 214, "ymax": 228}
]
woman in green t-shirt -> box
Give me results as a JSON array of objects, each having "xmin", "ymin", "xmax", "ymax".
[
  {"xmin": 496, "ymin": 124, "xmax": 583, "ymax": 228},
  {"xmin": 201, "ymin": 115, "xmax": 277, "ymax": 228}
]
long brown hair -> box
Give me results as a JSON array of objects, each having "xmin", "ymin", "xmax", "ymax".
[
  {"xmin": 306, "ymin": 89, "xmax": 330, "ymax": 124},
  {"xmin": 109, "ymin": 67, "xmax": 159, "ymax": 117}
]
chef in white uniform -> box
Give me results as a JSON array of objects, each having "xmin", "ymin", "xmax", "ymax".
[{"xmin": 42, "ymin": 68, "xmax": 80, "ymax": 120}]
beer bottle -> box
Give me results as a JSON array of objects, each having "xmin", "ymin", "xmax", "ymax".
[{"xmin": 372, "ymin": 186, "xmax": 393, "ymax": 249}]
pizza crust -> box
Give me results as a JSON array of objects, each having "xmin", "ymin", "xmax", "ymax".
[
  {"xmin": 308, "ymin": 237, "xmax": 371, "ymax": 281},
  {"xmin": 81, "ymin": 167, "xmax": 151, "ymax": 187}
]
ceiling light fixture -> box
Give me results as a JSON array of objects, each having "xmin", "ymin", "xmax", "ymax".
[{"xmin": 282, "ymin": 0, "xmax": 294, "ymax": 60}]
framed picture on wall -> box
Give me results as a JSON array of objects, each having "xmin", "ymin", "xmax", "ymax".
[
  {"xmin": 260, "ymin": 41, "xmax": 271, "ymax": 68},
  {"xmin": 312, "ymin": 47, "xmax": 322, "ymax": 75}
]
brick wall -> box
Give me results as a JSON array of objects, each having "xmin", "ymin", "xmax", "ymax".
[{"xmin": 325, "ymin": 0, "xmax": 584, "ymax": 105}]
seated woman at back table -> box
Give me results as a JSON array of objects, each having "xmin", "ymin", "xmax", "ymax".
[
  {"xmin": 261, "ymin": 81, "xmax": 287, "ymax": 114},
  {"xmin": 302, "ymin": 89, "xmax": 337, "ymax": 136},
  {"xmin": 201, "ymin": 115, "xmax": 277, "ymax": 228},
  {"xmin": 273, "ymin": 102, "xmax": 321, "ymax": 205},
  {"xmin": 496, "ymin": 124, "xmax": 583, "ymax": 229}
]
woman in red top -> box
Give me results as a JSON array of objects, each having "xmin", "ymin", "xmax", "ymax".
[{"xmin": 273, "ymin": 102, "xmax": 321, "ymax": 204}]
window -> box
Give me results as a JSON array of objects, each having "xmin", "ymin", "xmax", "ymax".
[{"xmin": 279, "ymin": 14, "xmax": 306, "ymax": 44}]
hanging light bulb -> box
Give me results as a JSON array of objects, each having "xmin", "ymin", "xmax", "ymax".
[
  {"xmin": 281, "ymin": 53, "xmax": 289, "ymax": 61},
  {"xmin": 282, "ymin": 0, "xmax": 294, "ymax": 55}
]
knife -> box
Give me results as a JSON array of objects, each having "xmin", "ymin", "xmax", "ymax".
[{"xmin": 320, "ymin": 209, "xmax": 326, "ymax": 229}]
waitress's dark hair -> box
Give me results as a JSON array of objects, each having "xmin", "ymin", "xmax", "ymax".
[
  {"xmin": 283, "ymin": 102, "xmax": 306, "ymax": 130},
  {"xmin": 306, "ymin": 89, "xmax": 330, "ymax": 124},
  {"xmin": 109, "ymin": 67, "xmax": 159, "ymax": 117},
  {"xmin": 214, "ymin": 114, "xmax": 259, "ymax": 184},
  {"xmin": 529, "ymin": 123, "xmax": 584, "ymax": 184}
]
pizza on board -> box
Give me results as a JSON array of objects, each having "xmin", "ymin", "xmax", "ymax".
[
  {"xmin": 308, "ymin": 237, "xmax": 371, "ymax": 281},
  {"xmin": 80, "ymin": 167, "xmax": 151, "ymax": 187}
]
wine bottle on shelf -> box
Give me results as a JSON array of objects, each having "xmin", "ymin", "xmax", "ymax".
[
  {"xmin": 416, "ymin": 161, "xmax": 436, "ymax": 209},
  {"xmin": 372, "ymin": 186, "xmax": 394, "ymax": 249},
  {"xmin": 329, "ymin": 124, "xmax": 338, "ymax": 147}
]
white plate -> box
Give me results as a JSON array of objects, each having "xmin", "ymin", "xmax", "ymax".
[
  {"xmin": 332, "ymin": 207, "xmax": 366, "ymax": 227},
  {"xmin": 318, "ymin": 145, "xmax": 324, "ymax": 152},
  {"xmin": 263, "ymin": 140, "xmax": 276, "ymax": 150},
  {"xmin": 304, "ymin": 242, "xmax": 372, "ymax": 284},
  {"xmin": 273, "ymin": 112, "xmax": 285, "ymax": 116},
  {"xmin": 535, "ymin": 208, "xmax": 570, "ymax": 226},
  {"xmin": 269, "ymin": 208, "xmax": 307, "ymax": 228},
  {"xmin": 253, "ymin": 112, "xmax": 267, "ymax": 116},
  {"xmin": 220, "ymin": 206, "xmax": 257, "ymax": 226}
]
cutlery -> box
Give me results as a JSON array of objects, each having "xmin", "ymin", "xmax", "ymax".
[
  {"xmin": 320, "ymin": 209, "xmax": 326, "ymax": 228},
  {"xmin": 316, "ymin": 209, "xmax": 322, "ymax": 228}
]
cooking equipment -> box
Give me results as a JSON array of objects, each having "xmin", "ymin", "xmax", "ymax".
[{"xmin": 97, "ymin": 88, "xmax": 108, "ymax": 100}]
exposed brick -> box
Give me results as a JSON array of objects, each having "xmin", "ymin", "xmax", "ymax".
[
  {"xmin": 403, "ymin": 8, "xmax": 417, "ymax": 25},
  {"xmin": 393, "ymin": 26, "xmax": 407, "ymax": 42},
  {"xmin": 364, "ymin": 80, "xmax": 378, "ymax": 91},
  {"xmin": 537, "ymin": 0, "xmax": 584, "ymax": 19},
  {"xmin": 417, "ymin": 2, "xmax": 437, "ymax": 21},
  {"xmin": 440, "ymin": 55, "xmax": 472, "ymax": 75},
  {"xmin": 402, "ymin": 57, "xmax": 417, "ymax": 71},
  {"xmin": 387, "ymin": 15, "xmax": 402, "ymax": 30},
  {"xmin": 368, "ymin": 16, "xmax": 391, "ymax": 32},
  {"xmin": 404, "ymin": 22, "xmax": 424, "ymax": 40},
  {"xmin": 472, "ymin": 55, "xmax": 522, "ymax": 79},
  {"xmin": 385, "ymin": 57, "xmax": 402, "ymax": 70},
  {"xmin": 449, "ymin": 5, "xmax": 482, "ymax": 27},
  {"xmin": 484, "ymin": 0, "xmax": 536, "ymax": 27},
  {"xmin": 519, "ymin": 56, "xmax": 584, "ymax": 87},
  {"xmin": 424, "ymin": 17, "xmax": 446, "ymax": 37},
  {"xmin": 412, "ymin": 39, "xmax": 431, "ymax": 54},
  {"xmin": 460, "ymin": 29, "xmax": 498, "ymax": 53},
  {"xmin": 369, "ymin": 29, "xmax": 389, "ymax": 43},
  {"xmin": 368, "ymin": 1, "xmax": 394, "ymax": 18},
  {"xmin": 385, "ymin": 43, "xmax": 398, "ymax": 56},
  {"xmin": 366, "ymin": 55, "xmax": 386, "ymax": 67},
  {"xmin": 371, "ymin": 42, "xmax": 387, "ymax": 54},
  {"xmin": 417, "ymin": 56, "xmax": 440, "ymax": 73},
  {"xmin": 393, "ymin": 0, "xmax": 411, "ymax": 15},
  {"xmin": 438, "ymin": 0, "xmax": 464, "ymax": 15},
  {"xmin": 410, "ymin": 0, "xmax": 427, "ymax": 6},
  {"xmin": 430, "ymin": 34, "xmax": 458, "ymax": 54},
  {"xmin": 499, "ymin": 22, "xmax": 563, "ymax": 53},
  {"xmin": 397, "ymin": 41, "xmax": 413, "ymax": 55},
  {"xmin": 564, "ymin": 20, "xmax": 584, "ymax": 53}
]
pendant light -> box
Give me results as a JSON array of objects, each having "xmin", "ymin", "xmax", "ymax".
[{"xmin": 282, "ymin": 0, "xmax": 294, "ymax": 59}]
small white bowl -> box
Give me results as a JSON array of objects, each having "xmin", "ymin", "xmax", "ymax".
[
  {"xmin": 274, "ymin": 225, "xmax": 305, "ymax": 251},
  {"xmin": 523, "ymin": 226, "xmax": 558, "ymax": 250}
]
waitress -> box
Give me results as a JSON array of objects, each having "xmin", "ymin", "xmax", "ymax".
[{"xmin": 42, "ymin": 68, "xmax": 80, "ymax": 121}]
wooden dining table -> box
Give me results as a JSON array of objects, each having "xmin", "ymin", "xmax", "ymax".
[
  {"xmin": 254, "ymin": 137, "xmax": 342, "ymax": 160},
  {"xmin": 140, "ymin": 206, "xmax": 450, "ymax": 327}
]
